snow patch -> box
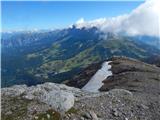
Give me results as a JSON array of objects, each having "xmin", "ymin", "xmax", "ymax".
[{"xmin": 82, "ymin": 61, "xmax": 112, "ymax": 92}]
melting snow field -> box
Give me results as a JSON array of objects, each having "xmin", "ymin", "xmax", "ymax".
[{"xmin": 82, "ymin": 61, "xmax": 112, "ymax": 92}]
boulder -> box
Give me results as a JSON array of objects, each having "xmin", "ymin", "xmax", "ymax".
[{"xmin": 1, "ymin": 83, "xmax": 77, "ymax": 113}]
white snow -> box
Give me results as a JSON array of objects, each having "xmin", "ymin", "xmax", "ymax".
[{"xmin": 82, "ymin": 61, "xmax": 112, "ymax": 92}]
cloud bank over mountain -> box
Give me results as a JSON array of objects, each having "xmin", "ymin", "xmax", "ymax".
[{"xmin": 75, "ymin": 0, "xmax": 159, "ymax": 37}]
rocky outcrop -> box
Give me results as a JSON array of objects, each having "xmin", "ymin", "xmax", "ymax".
[
  {"xmin": 1, "ymin": 83, "xmax": 85, "ymax": 113},
  {"xmin": 2, "ymin": 83, "xmax": 160, "ymax": 120}
]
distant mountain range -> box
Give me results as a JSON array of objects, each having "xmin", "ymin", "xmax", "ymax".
[{"xmin": 1, "ymin": 26, "xmax": 160, "ymax": 87}]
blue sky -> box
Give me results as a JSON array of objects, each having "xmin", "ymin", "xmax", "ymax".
[{"xmin": 2, "ymin": 1, "xmax": 144, "ymax": 31}]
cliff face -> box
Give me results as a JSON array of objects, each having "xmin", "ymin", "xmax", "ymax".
[{"xmin": 1, "ymin": 57, "xmax": 160, "ymax": 120}]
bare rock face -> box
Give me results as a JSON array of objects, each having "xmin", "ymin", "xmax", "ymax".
[
  {"xmin": 1, "ymin": 85, "xmax": 28, "ymax": 97},
  {"xmin": 23, "ymin": 85, "xmax": 75, "ymax": 113},
  {"xmin": 1, "ymin": 83, "xmax": 80, "ymax": 113}
]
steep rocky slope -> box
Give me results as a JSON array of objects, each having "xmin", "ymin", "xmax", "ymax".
[{"xmin": 100, "ymin": 57, "xmax": 160, "ymax": 94}]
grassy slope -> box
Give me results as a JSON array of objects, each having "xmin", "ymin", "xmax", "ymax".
[
  {"xmin": 26, "ymin": 38, "xmax": 153, "ymax": 83},
  {"xmin": 2, "ymin": 33, "xmax": 160, "ymax": 87}
]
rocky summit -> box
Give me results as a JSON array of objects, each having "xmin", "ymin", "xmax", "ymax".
[{"xmin": 1, "ymin": 57, "xmax": 160, "ymax": 120}]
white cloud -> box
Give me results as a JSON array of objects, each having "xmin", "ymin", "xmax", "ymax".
[
  {"xmin": 76, "ymin": 18, "xmax": 85, "ymax": 24},
  {"xmin": 75, "ymin": 0, "xmax": 160, "ymax": 37}
]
